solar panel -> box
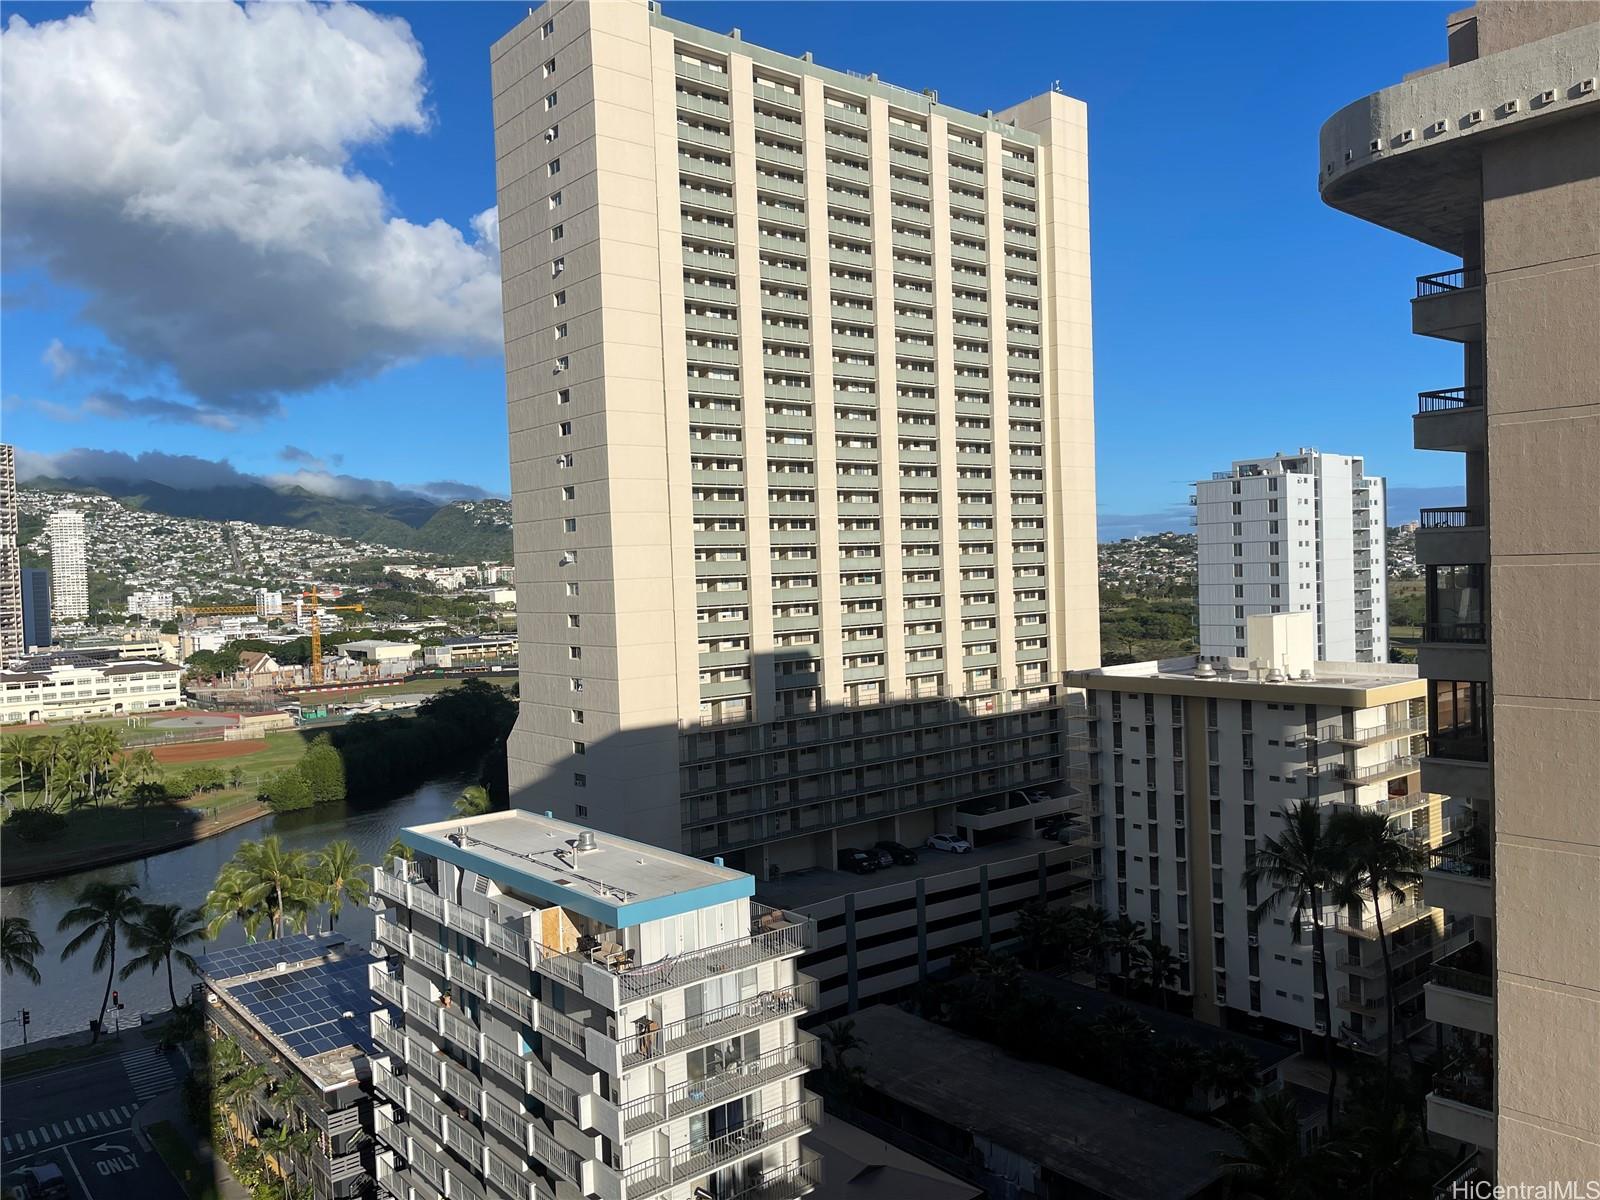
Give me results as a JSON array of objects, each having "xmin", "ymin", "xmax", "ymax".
[
  {"xmin": 226, "ymin": 952, "xmax": 376, "ymax": 1060},
  {"xmin": 197, "ymin": 932, "xmax": 348, "ymax": 981}
]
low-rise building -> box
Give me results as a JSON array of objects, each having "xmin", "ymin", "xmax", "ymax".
[
  {"xmin": 0, "ymin": 652, "xmax": 182, "ymax": 724},
  {"xmin": 422, "ymin": 634, "xmax": 518, "ymax": 670},
  {"xmin": 195, "ymin": 933, "xmax": 375, "ymax": 1200},
  {"xmin": 1066, "ymin": 612, "xmax": 1450, "ymax": 1055},
  {"xmin": 335, "ymin": 639, "xmax": 419, "ymax": 665},
  {"xmin": 368, "ymin": 810, "xmax": 820, "ymax": 1200},
  {"xmin": 127, "ymin": 590, "xmax": 177, "ymax": 622}
]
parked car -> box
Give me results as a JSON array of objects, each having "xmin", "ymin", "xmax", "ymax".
[
  {"xmin": 837, "ymin": 847, "xmax": 878, "ymax": 874},
  {"xmin": 873, "ymin": 839, "xmax": 919, "ymax": 865},
  {"xmin": 7, "ymin": 1166, "xmax": 68, "ymax": 1200},
  {"xmin": 867, "ymin": 845, "xmax": 897, "ymax": 868},
  {"xmin": 925, "ymin": 833, "xmax": 972, "ymax": 854},
  {"xmin": 1015, "ymin": 788, "xmax": 1054, "ymax": 805}
]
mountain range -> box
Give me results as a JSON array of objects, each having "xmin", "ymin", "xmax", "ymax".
[{"xmin": 21, "ymin": 475, "xmax": 513, "ymax": 562}]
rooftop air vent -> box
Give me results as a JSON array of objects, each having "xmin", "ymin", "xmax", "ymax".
[
  {"xmin": 1265, "ymin": 668, "xmax": 1286, "ymax": 684},
  {"xmin": 575, "ymin": 830, "xmax": 598, "ymax": 853},
  {"xmin": 1193, "ymin": 662, "xmax": 1217, "ymax": 679}
]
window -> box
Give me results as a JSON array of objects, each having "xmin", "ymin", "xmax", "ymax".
[
  {"xmin": 544, "ymin": 124, "xmax": 559, "ymax": 143},
  {"xmin": 545, "ymin": 91, "xmax": 558, "ymax": 110},
  {"xmin": 550, "ymin": 192, "xmax": 563, "ymax": 210},
  {"xmin": 552, "ymin": 256, "xmax": 565, "ymax": 277},
  {"xmin": 543, "ymin": 57, "xmax": 556, "ymax": 77},
  {"xmin": 567, "ymin": 614, "xmax": 581, "ymax": 628},
  {"xmin": 548, "ymin": 158, "xmax": 561, "ymax": 177},
  {"xmin": 566, "ymin": 582, "xmax": 580, "ymax": 596},
  {"xmin": 551, "ymin": 223, "xmax": 565, "ymax": 241},
  {"xmin": 559, "ymin": 421, "xmax": 572, "ymax": 436},
  {"xmin": 554, "ymin": 323, "xmax": 568, "ymax": 339},
  {"xmin": 554, "ymin": 290, "xmax": 567, "ymax": 307},
  {"xmin": 569, "ymin": 646, "xmax": 582, "ymax": 660},
  {"xmin": 573, "ymin": 741, "xmax": 586, "ymax": 755},
  {"xmin": 554, "ymin": 356, "xmax": 569, "ymax": 373},
  {"xmin": 563, "ymin": 517, "xmax": 577, "ymax": 532},
  {"xmin": 575, "ymin": 804, "xmax": 588, "ymax": 817},
  {"xmin": 570, "ymin": 678, "xmax": 584, "ymax": 692},
  {"xmin": 571, "ymin": 709, "xmax": 584, "ymax": 723},
  {"xmin": 557, "ymin": 387, "xmax": 570, "ymax": 403},
  {"xmin": 562, "ymin": 485, "xmax": 576, "ymax": 500},
  {"xmin": 541, "ymin": 18, "xmax": 554, "ymax": 37},
  {"xmin": 573, "ymin": 773, "xmax": 587, "ymax": 788}
]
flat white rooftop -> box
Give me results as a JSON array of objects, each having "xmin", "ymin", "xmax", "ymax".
[
  {"xmin": 1069, "ymin": 655, "xmax": 1425, "ymax": 704},
  {"xmin": 403, "ymin": 810, "xmax": 754, "ymax": 927}
]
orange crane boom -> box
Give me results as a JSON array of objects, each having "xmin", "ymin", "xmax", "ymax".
[{"xmin": 297, "ymin": 586, "xmax": 364, "ymax": 683}]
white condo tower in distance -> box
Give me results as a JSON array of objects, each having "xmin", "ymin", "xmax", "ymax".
[{"xmin": 1194, "ymin": 449, "xmax": 1387, "ymax": 664}]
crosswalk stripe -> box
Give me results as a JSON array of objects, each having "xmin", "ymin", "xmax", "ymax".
[
  {"xmin": 120, "ymin": 1105, "xmax": 133, "ymax": 1118},
  {"xmin": 3, "ymin": 1136, "xmax": 11, "ymax": 1153}
]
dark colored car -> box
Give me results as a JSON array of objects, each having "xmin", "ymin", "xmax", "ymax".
[
  {"xmin": 837, "ymin": 847, "xmax": 878, "ymax": 874},
  {"xmin": 873, "ymin": 839, "xmax": 919, "ymax": 865}
]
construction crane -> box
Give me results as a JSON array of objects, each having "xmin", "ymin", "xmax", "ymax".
[
  {"xmin": 179, "ymin": 604, "xmax": 258, "ymax": 617},
  {"xmin": 297, "ymin": 586, "xmax": 364, "ymax": 683}
]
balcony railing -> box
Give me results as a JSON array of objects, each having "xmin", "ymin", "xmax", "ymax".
[
  {"xmin": 1416, "ymin": 267, "xmax": 1483, "ymax": 297},
  {"xmin": 1419, "ymin": 506, "xmax": 1481, "ymax": 529},
  {"xmin": 1417, "ymin": 386, "xmax": 1485, "ymax": 413},
  {"xmin": 623, "ymin": 977, "xmax": 817, "ymax": 1068},
  {"xmin": 720, "ymin": 1154, "xmax": 824, "ymax": 1200},
  {"xmin": 622, "ymin": 1035, "xmax": 821, "ymax": 1135},
  {"xmin": 1431, "ymin": 1070, "xmax": 1493, "ymax": 1112},
  {"xmin": 1428, "ymin": 845, "xmax": 1492, "ymax": 880},
  {"xmin": 1423, "ymin": 621, "xmax": 1486, "ymax": 644},
  {"xmin": 1338, "ymin": 755, "xmax": 1421, "ymax": 785},
  {"xmin": 621, "ymin": 1095, "xmax": 823, "ymax": 1200}
]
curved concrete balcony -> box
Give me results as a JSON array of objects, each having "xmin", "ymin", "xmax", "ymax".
[{"xmin": 1319, "ymin": 21, "xmax": 1600, "ymax": 251}]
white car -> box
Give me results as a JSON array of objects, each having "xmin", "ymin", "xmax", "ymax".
[{"xmin": 925, "ymin": 833, "xmax": 972, "ymax": 854}]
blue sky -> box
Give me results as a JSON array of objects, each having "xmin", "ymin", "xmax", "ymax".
[{"xmin": 1, "ymin": 1, "xmax": 1466, "ymax": 531}]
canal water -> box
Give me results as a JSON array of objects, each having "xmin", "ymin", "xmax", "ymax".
[{"xmin": 0, "ymin": 773, "xmax": 469, "ymax": 1046}]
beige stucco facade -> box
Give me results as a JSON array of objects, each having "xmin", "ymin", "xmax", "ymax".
[
  {"xmin": 493, "ymin": 0, "xmax": 1099, "ymax": 876},
  {"xmin": 1320, "ymin": 1, "xmax": 1600, "ymax": 1183}
]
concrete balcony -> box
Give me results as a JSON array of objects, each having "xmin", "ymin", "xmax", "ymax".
[
  {"xmin": 1411, "ymin": 270, "xmax": 1484, "ymax": 341},
  {"xmin": 1337, "ymin": 755, "xmax": 1422, "ymax": 788},
  {"xmin": 1421, "ymin": 845, "xmax": 1493, "ymax": 919},
  {"xmin": 619, "ymin": 975, "xmax": 817, "ymax": 1072},
  {"xmin": 955, "ymin": 788, "xmax": 1075, "ymax": 832},
  {"xmin": 1427, "ymin": 1078, "xmax": 1496, "ymax": 1152},
  {"xmin": 1426, "ymin": 943, "xmax": 1495, "ymax": 1037},
  {"xmin": 620, "ymin": 1033, "xmax": 822, "ymax": 1136},
  {"xmin": 620, "ymin": 1094, "xmax": 823, "ymax": 1200},
  {"xmin": 1415, "ymin": 508, "xmax": 1485, "ymax": 566},
  {"xmin": 1414, "ymin": 386, "xmax": 1485, "ymax": 452},
  {"xmin": 1417, "ymin": 628, "xmax": 1488, "ymax": 683},
  {"xmin": 1420, "ymin": 749, "xmax": 1491, "ymax": 800}
]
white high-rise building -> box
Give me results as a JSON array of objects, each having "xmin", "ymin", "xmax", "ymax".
[
  {"xmin": 255, "ymin": 589, "xmax": 285, "ymax": 619},
  {"xmin": 493, "ymin": 0, "xmax": 1100, "ymax": 878},
  {"xmin": 0, "ymin": 444, "xmax": 21, "ymax": 661},
  {"xmin": 46, "ymin": 508, "xmax": 89, "ymax": 622},
  {"xmin": 1194, "ymin": 449, "xmax": 1387, "ymax": 663},
  {"xmin": 369, "ymin": 810, "xmax": 819, "ymax": 1200},
  {"xmin": 126, "ymin": 590, "xmax": 176, "ymax": 622}
]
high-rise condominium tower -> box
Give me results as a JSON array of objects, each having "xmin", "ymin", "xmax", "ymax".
[
  {"xmin": 493, "ymin": 0, "xmax": 1099, "ymax": 878},
  {"xmin": 0, "ymin": 444, "xmax": 21, "ymax": 660},
  {"xmin": 1320, "ymin": 2, "xmax": 1599, "ymax": 1184},
  {"xmin": 1194, "ymin": 449, "xmax": 1388, "ymax": 664},
  {"xmin": 46, "ymin": 508, "xmax": 88, "ymax": 622}
]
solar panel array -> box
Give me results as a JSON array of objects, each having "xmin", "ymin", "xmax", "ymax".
[
  {"xmin": 197, "ymin": 932, "xmax": 348, "ymax": 981},
  {"xmin": 229, "ymin": 953, "xmax": 376, "ymax": 1060}
]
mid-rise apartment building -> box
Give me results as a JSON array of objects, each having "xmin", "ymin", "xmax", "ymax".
[
  {"xmin": 369, "ymin": 811, "xmax": 819, "ymax": 1200},
  {"xmin": 0, "ymin": 444, "xmax": 21, "ymax": 661},
  {"xmin": 46, "ymin": 507, "xmax": 88, "ymax": 622},
  {"xmin": 1319, "ymin": 1, "xmax": 1599, "ymax": 1183},
  {"xmin": 491, "ymin": 0, "xmax": 1099, "ymax": 880},
  {"xmin": 1195, "ymin": 450, "xmax": 1388, "ymax": 663},
  {"xmin": 127, "ymin": 589, "xmax": 177, "ymax": 622},
  {"xmin": 1068, "ymin": 614, "xmax": 1447, "ymax": 1053}
]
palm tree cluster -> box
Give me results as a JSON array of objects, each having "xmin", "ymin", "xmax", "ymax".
[
  {"xmin": 205, "ymin": 837, "xmax": 371, "ymax": 941},
  {"xmin": 4, "ymin": 727, "xmax": 160, "ymax": 813},
  {"xmin": 920, "ymin": 947, "xmax": 1263, "ymax": 1118},
  {"xmin": 42, "ymin": 879, "xmax": 206, "ymax": 1040},
  {"xmin": 1244, "ymin": 801, "xmax": 1425, "ymax": 1126},
  {"xmin": 209, "ymin": 1040, "xmax": 323, "ymax": 1200},
  {"xmin": 1016, "ymin": 902, "xmax": 1188, "ymax": 1012}
]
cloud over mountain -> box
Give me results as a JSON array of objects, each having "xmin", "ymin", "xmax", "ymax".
[{"xmin": 1, "ymin": 2, "xmax": 502, "ymax": 415}]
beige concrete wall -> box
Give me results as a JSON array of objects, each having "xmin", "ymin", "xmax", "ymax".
[
  {"xmin": 1474, "ymin": 0, "xmax": 1600, "ymax": 56},
  {"xmin": 1482, "ymin": 107, "xmax": 1600, "ymax": 1179}
]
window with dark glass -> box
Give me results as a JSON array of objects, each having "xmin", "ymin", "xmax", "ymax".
[{"xmin": 1426, "ymin": 563, "xmax": 1486, "ymax": 643}]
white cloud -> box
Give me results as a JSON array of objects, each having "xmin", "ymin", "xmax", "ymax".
[
  {"xmin": 1, "ymin": 2, "xmax": 502, "ymax": 414},
  {"xmin": 42, "ymin": 338, "xmax": 76, "ymax": 379}
]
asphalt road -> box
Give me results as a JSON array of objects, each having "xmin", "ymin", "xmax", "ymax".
[{"xmin": 1, "ymin": 1041, "xmax": 186, "ymax": 1200}]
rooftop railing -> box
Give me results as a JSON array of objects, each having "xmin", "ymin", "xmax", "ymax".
[
  {"xmin": 1419, "ymin": 506, "xmax": 1482, "ymax": 529},
  {"xmin": 1423, "ymin": 621, "xmax": 1486, "ymax": 644}
]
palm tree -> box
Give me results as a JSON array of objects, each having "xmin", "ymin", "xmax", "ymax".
[
  {"xmin": 1245, "ymin": 798, "xmax": 1357, "ymax": 1127},
  {"xmin": 205, "ymin": 864, "xmax": 267, "ymax": 941},
  {"xmin": 120, "ymin": 903, "xmax": 207, "ymax": 1009},
  {"xmin": 1065, "ymin": 904, "xmax": 1114, "ymax": 972},
  {"xmin": 1131, "ymin": 937, "xmax": 1183, "ymax": 1010},
  {"xmin": 1106, "ymin": 915, "xmax": 1147, "ymax": 979},
  {"xmin": 385, "ymin": 839, "xmax": 415, "ymax": 870},
  {"xmin": 58, "ymin": 879, "xmax": 145, "ymax": 1041},
  {"xmin": 820, "ymin": 1018, "xmax": 860, "ymax": 1073},
  {"xmin": 230, "ymin": 837, "xmax": 316, "ymax": 938},
  {"xmin": 1218, "ymin": 1090, "xmax": 1320, "ymax": 1200},
  {"xmin": 314, "ymin": 841, "xmax": 370, "ymax": 932},
  {"xmin": 453, "ymin": 784, "xmax": 491, "ymax": 818},
  {"xmin": 1201, "ymin": 1041, "xmax": 1262, "ymax": 1110},
  {"xmin": 1329, "ymin": 808, "xmax": 1423, "ymax": 1079},
  {"xmin": 1, "ymin": 916, "xmax": 44, "ymax": 984},
  {"xmin": 1013, "ymin": 899, "xmax": 1070, "ymax": 968}
]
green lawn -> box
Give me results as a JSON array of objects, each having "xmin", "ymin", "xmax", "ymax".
[
  {"xmin": 148, "ymin": 1120, "xmax": 222, "ymax": 1200},
  {"xmin": 151, "ymin": 729, "xmax": 311, "ymax": 797}
]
